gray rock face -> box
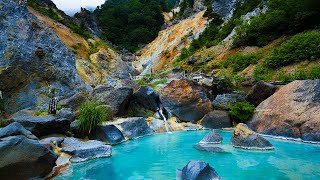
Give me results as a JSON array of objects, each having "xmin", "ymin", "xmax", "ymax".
[
  {"xmin": 201, "ymin": 111, "xmax": 231, "ymax": 129},
  {"xmin": 61, "ymin": 137, "xmax": 112, "ymax": 163},
  {"xmin": 194, "ymin": 144, "xmax": 225, "ymax": 152},
  {"xmin": 213, "ymin": 94, "xmax": 246, "ymax": 110},
  {"xmin": 0, "ymin": 0, "xmax": 88, "ymax": 113},
  {"xmin": 246, "ymin": 81, "xmax": 276, "ymax": 106},
  {"xmin": 0, "ymin": 135, "xmax": 57, "ymax": 179},
  {"xmin": 74, "ymin": 8, "xmax": 103, "ymax": 36},
  {"xmin": 150, "ymin": 119, "xmax": 166, "ymax": 133},
  {"xmin": 132, "ymin": 86, "xmax": 160, "ymax": 111},
  {"xmin": 231, "ymin": 123, "xmax": 274, "ymax": 150},
  {"xmin": 58, "ymin": 108, "xmax": 75, "ymax": 122},
  {"xmin": 109, "ymin": 117, "xmax": 153, "ymax": 139},
  {"xmin": 200, "ymin": 130, "xmax": 223, "ymax": 144},
  {"xmin": 95, "ymin": 87, "xmax": 133, "ymax": 116},
  {"xmin": 90, "ymin": 125, "xmax": 125, "ymax": 145},
  {"xmin": 177, "ymin": 160, "xmax": 222, "ymax": 180},
  {"xmin": 12, "ymin": 114, "xmax": 70, "ymax": 137},
  {"xmin": 0, "ymin": 122, "xmax": 37, "ymax": 139},
  {"xmin": 212, "ymin": 0, "xmax": 238, "ymax": 21},
  {"xmin": 58, "ymin": 93, "xmax": 89, "ymax": 111}
]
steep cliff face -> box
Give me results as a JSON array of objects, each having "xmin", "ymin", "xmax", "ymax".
[
  {"xmin": 212, "ymin": 0, "xmax": 238, "ymax": 21},
  {"xmin": 74, "ymin": 8, "xmax": 103, "ymax": 37},
  {"xmin": 136, "ymin": 11, "xmax": 208, "ymax": 74},
  {"xmin": 0, "ymin": 0, "xmax": 88, "ymax": 113}
]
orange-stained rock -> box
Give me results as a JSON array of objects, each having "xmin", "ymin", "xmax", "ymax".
[
  {"xmin": 159, "ymin": 80, "xmax": 213, "ymax": 122},
  {"xmin": 248, "ymin": 80, "xmax": 320, "ymax": 141}
]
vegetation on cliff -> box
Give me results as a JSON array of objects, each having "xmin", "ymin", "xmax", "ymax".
[{"xmin": 94, "ymin": 0, "xmax": 176, "ymax": 52}]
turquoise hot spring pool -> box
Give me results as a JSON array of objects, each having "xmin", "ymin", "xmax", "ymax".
[{"xmin": 56, "ymin": 130, "xmax": 320, "ymax": 180}]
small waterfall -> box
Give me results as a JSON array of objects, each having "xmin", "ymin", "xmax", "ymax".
[{"xmin": 159, "ymin": 108, "xmax": 171, "ymax": 133}]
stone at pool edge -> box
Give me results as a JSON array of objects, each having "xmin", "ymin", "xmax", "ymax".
[
  {"xmin": 176, "ymin": 160, "xmax": 223, "ymax": 180},
  {"xmin": 61, "ymin": 137, "xmax": 112, "ymax": 163},
  {"xmin": 105, "ymin": 117, "xmax": 153, "ymax": 140},
  {"xmin": 0, "ymin": 135, "xmax": 57, "ymax": 179},
  {"xmin": 89, "ymin": 125, "xmax": 126, "ymax": 145},
  {"xmin": 231, "ymin": 123, "xmax": 274, "ymax": 150}
]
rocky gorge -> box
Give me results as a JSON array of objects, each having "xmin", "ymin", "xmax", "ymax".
[{"xmin": 0, "ymin": 0, "xmax": 320, "ymax": 179}]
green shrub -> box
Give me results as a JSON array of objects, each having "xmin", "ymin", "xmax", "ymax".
[
  {"xmin": 151, "ymin": 79, "xmax": 167, "ymax": 89},
  {"xmin": 264, "ymin": 31, "xmax": 320, "ymax": 68},
  {"xmin": 77, "ymin": 101, "xmax": 112, "ymax": 135},
  {"xmin": 234, "ymin": 0, "xmax": 320, "ymax": 47},
  {"xmin": 228, "ymin": 102, "xmax": 255, "ymax": 123},
  {"xmin": 253, "ymin": 64, "xmax": 273, "ymax": 81},
  {"xmin": 277, "ymin": 66, "xmax": 320, "ymax": 82},
  {"xmin": 221, "ymin": 53, "xmax": 258, "ymax": 72}
]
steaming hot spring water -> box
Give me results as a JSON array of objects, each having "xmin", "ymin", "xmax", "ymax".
[{"xmin": 56, "ymin": 130, "xmax": 320, "ymax": 180}]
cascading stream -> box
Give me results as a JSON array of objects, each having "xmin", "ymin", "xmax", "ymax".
[{"xmin": 159, "ymin": 108, "xmax": 171, "ymax": 133}]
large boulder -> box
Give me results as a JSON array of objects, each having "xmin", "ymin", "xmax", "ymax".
[
  {"xmin": 0, "ymin": 0, "xmax": 87, "ymax": 113},
  {"xmin": 0, "ymin": 135, "xmax": 57, "ymax": 179},
  {"xmin": 90, "ymin": 125, "xmax": 125, "ymax": 145},
  {"xmin": 213, "ymin": 94, "xmax": 246, "ymax": 110},
  {"xmin": 231, "ymin": 123, "xmax": 274, "ymax": 150},
  {"xmin": 61, "ymin": 137, "xmax": 112, "ymax": 163},
  {"xmin": 94, "ymin": 87, "xmax": 133, "ymax": 116},
  {"xmin": 160, "ymin": 80, "xmax": 213, "ymax": 122},
  {"xmin": 199, "ymin": 130, "xmax": 223, "ymax": 144},
  {"xmin": 176, "ymin": 160, "xmax": 222, "ymax": 180},
  {"xmin": 248, "ymin": 80, "xmax": 320, "ymax": 141},
  {"xmin": 200, "ymin": 111, "xmax": 232, "ymax": 129},
  {"xmin": 11, "ymin": 114, "xmax": 70, "ymax": 137},
  {"xmin": 246, "ymin": 81, "xmax": 276, "ymax": 106},
  {"xmin": 107, "ymin": 117, "xmax": 153, "ymax": 139},
  {"xmin": 127, "ymin": 86, "xmax": 160, "ymax": 117},
  {"xmin": 58, "ymin": 92, "xmax": 89, "ymax": 111},
  {"xmin": 0, "ymin": 122, "xmax": 37, "ymax": 139}
]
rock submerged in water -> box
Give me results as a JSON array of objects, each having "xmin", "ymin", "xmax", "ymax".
[
  {"xmin": 231, "ymin": 123, "xmax": 274, "ymax": 150},
  {"xmin": 194, "ymin": 144, "xmax": 225, "ymax": 153},
  {"xmin": 200, "ymin": 130, "xmax": 223, "ymax": 144},
  {"xmin": 61, "ymin": 137, "xmax": 112, "ymax": 163},
  {"xmin": 0, "ymin": 135, "xmax": 57, "ymax": 179},
  {"xmin": 200, "ymin": 110, "xmax": 232, "ymax": 129},
  {"xmin": 248, "ymin": 80, "xmax": 320, "ymax": 141},
  {"xmin": 159, "ymin": 80, "xmax": 213, "ymax": 122},
  {"xmin": 176, "ymin": 160, "xmax": 222, "ymax": 180}
]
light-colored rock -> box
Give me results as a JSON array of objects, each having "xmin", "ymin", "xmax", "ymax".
[
  {"xmin": 0, "ymin": 122, "xmax": 37, "ymax": 139},
  {"xmin": 213, "ymin": 94, "xmax": 246, "ymax": 110},
  {"xmin": 61, "ymin": 137, "xmax": 112, "ymax": 163},
  {"xmin": 248, "ymin": 80, "xmax": 320, "ymax": 141}
]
